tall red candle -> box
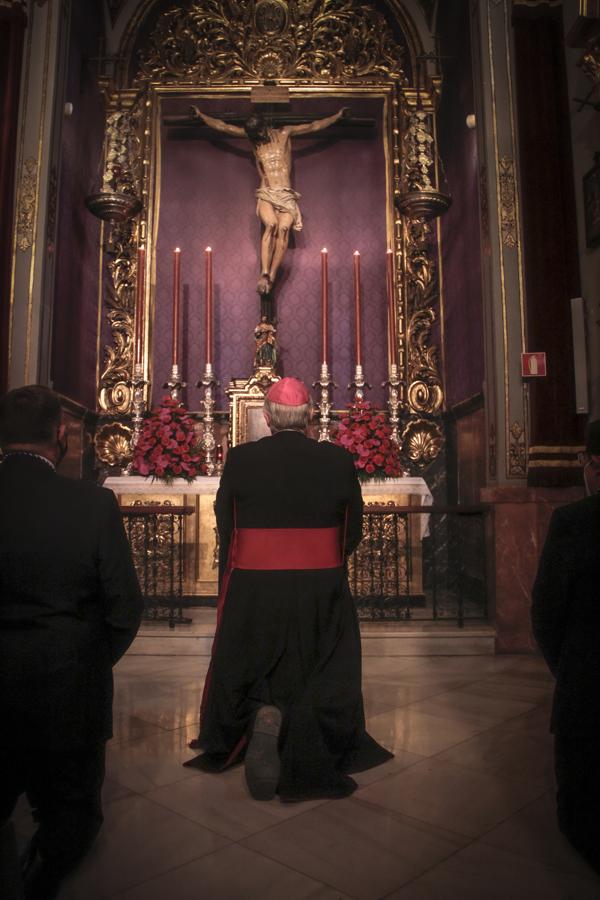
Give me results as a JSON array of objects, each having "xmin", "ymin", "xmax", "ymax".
[
  {"xmin": 134, "ymin": 245, "xmax": 146, "ymax": 365},
  {"xmin": 321, "ymin": 248, "xmax": 328, "ymax": 365},
  {"xmin": 172, "ymin": 248, "xmax": 181, "ymax": 367},
  {"xmin": 353, "ymin": 250, "xmax": 362, "ymax": 366},
  {"xmin": 386, "ymin": 248, "xmax": 398, "ymax": 368},
  {"xmin": 205, "ymin": 246, "xmax": 213, "ymax": 365}
]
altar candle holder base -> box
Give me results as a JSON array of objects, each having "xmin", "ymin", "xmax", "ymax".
[
  {"xmin": 313, "ymin": 363, "xmax": 336, "ymax": 442},
  {"xmin": 163, "ymin": 364, "xmax": 186, "ymax": 404},
  {"xmin": 196, "ymin": 363, "xmax": 219, "ymax": 476},
  {"xmin": 348, "ymin": 364, "xmax": 371, "ymax": 402},
  {"xmin": 124, "ymin": 362, "xmax": 148, "ymax": 475},
  {"xmin": 383, "ymin": 363, "xmax": 401, "ymax": 447}
]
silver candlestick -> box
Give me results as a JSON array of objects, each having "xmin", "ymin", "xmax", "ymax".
[
  {"xmin": 163, "ymin": 364, "xmax": 186, "ymax": 403},
  {"xmin": 348, "ymin": 364, "xmax": 371, "ymax": 402},
  {"xmin": 383, "ymin": 363, "xmax": 401, "ymax": 446},
  {"xmin": 197, "ymin": 363, "xmax": 219, "ymax": 476},
  {"xmin": 313, "ymin": 362, "xmax": 336, "ymax": 442},
  {"xmin": 124, "ymin": 361, "xmax": 147, "ymax": 475}
]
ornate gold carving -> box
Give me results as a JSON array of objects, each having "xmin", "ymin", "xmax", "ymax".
[
  {"xmin": 348, "ymin": 505, "xmax": 409, "ymax": 603},
  {"xmin": 136, "ymin": 0, "xmax": 406, "ymax": 84},
  {"xmin": 97, "ymin": 93, "xmax": 147, "ymax": 415},
  {"xmin": 16, "ymin": 157, "xmax": 38, "ymax": 252},
  {"xmin": 508, "ymin": 420, "xmax": 526, "ymax": 476},
  {"xmin": 404, "ymin": 218, "xmax": 443, "ymax": 416},
  {"xmin": 580, "ymin": 42, "xmax": 600, "ymax": 86},
  {"xmin": 498, "ymin": 156, "xmax": 517, "ymax": 248},
  {"xmin": 401, "ymin": 418, "xmax": 443, "ymax": 468},
  {"xmin": 95, "ymin": 421, "xmax": 133, "ymax": 467},
  {"xmin": 86, "ymin": 109, "xmax": 142, "ymax": 222},
  {"xmin": 98, "ymin": 218, "xmax": 137, "ymax": 414}
]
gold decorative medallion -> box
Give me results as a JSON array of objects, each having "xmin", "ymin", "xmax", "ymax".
[
  {"xmin": 401, "ymin": 418, "xmax": 444, "ymax": 468},
  {"xmin": 498, "ymin": 156, "xmax": 517, "ymax": 248},
  {"xmin": 508, "ymin": 419, "xmax": 526, "ymax": 476},
  {"xmin": 16, "ymin": 157, "xmax": 38, "ymax": 252},
  {"xmin": 95, "ymin": 421, "xmax": 134, "ymax": 467}
]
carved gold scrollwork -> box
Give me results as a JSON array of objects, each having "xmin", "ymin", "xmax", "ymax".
[
  {"xmin": 136, "ymin": 0, "xmax": 406, "ymax": 84},
  {"xmin": 17, "ymin": 157, "xmax": 38, "ymax": 252},
  {"xmin": 404, "ymin": 218, "xmax": 443, "ymax": 416},
  {"xmin": 98, "ymin": 218, "xmax": 137, "ymax": 414}
]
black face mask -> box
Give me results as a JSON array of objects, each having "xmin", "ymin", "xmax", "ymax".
[{"xmin": 56, "ymin": 433, "xmax": 68, "ymax": 467}]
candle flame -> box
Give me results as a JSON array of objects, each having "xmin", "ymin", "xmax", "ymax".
[
  {"xmin": 205, "ymin": 246, "xmax": 212, "ymax": 252},
  {"xmin": 387, "ymin": 248, "xmax": 393, "ymax": 254},
  {"xmin": 353, "ymin": 250, "xmax": 360, "ymax": 256},
  {"xmin": 174, "ymin": 247, "xmax": 181, "ymax": 253},
  {"xmin": 321, "ymin": 247, "xmax": 328, "ymax": 253}
]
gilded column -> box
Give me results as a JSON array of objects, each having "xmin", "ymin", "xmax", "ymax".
[
  {"xmin": 471, "ymin": 0, "xmax": 528, "ymax": 483},
  {"xmin": 8, "ymin": 0, "xmax": 70, "ymax": 388}
]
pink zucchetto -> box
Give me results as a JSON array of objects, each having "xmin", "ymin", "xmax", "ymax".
[{"xmin": 266, "ymin": 377, "xmax": 310, "ymax": 407}]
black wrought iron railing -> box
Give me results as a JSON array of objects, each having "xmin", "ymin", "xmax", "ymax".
[
  {"xmin": 349, "ymin": 504, "xmax": 491, "ymax": 626},
  {"xmin": 121, "ymin": 503, "xmax": 195, "ymax": 628}
]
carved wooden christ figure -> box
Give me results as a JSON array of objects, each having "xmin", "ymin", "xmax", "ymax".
[{"xmin": 190, "ymin": 105, "xmax": 347, "ymax": 295}]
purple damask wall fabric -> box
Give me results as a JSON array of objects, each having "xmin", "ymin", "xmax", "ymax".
[
  {"xmin": 437, "ymin": 0, "xmax": 485, "ymax": 410},
  {"xmin": 51, "ymin": 0, "xmax": 104, "ymax": 409},
  {"xmin": 152, "ymin": 96, "xmax": 388, "ymax": 410}
]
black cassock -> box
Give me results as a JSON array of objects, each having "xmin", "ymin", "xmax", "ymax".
[{"xmin": 188, "ymin": 430, "xmax": 392, "ymax": 799}]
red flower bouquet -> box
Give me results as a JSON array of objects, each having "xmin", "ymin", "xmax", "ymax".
[
  {"xmin": 132, "ymin": 396, "xmax": 205, "ymax": 483},
  {"xmin": 334, "ymin": 400, "xmax": 403, "ymax": 481}
]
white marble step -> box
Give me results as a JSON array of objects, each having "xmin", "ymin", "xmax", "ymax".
[{"xmin": 129, "ymin": 611, "xmax": 496, "ymax": 656}]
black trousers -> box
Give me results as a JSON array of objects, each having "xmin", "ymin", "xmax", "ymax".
[
  {"xmin": 554, "ymin": 734, "xmax": 600, "ymax": 875},
  {"xmin": 0, "ymin": 743, "xmax": 105, "ymax": 871}
]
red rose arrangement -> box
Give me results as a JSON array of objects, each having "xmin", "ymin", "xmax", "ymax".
[
  {"xmin": 132, "ymin": 396, "xmax": 205, "ymax": 483},
  {"xmin": 334, "ymin": 400, "xmax": 403, "ymax": 480}
]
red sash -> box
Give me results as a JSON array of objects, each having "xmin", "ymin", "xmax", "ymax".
[
  {"xmin": 198, "ymin": 519, "xmax": 346, "ymax": 763},
  {"xmin": 233, "ymin": 526, "xmax": 343, "ymax": 570}
]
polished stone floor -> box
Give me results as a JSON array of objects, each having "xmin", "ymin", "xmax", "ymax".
[{"xmin": 13, "ymin": 653, "xmax": 600, "ymax": 899}]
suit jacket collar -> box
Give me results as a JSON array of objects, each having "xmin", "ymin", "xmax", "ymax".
[{"xmin": 0, "ymin": 451, "xmax": 56, "ymax": 476}]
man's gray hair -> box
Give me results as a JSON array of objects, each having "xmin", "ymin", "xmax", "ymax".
[{"xmin": 264, "ymin": 398, "xmax": 310, "ymax": 432}]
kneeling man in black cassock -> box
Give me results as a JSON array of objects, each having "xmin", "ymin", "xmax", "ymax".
[{"xmin": 185, "ymin": 377, "xmax": 392, "ymax": 800}]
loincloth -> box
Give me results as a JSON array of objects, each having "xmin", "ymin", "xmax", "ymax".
[{"xmin": 255, "ymin": 187, "xmax": 303, "ymax": 231}]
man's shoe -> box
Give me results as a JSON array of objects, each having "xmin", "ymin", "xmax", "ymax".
[{"xmin": 245, "ymin": 705, "xmax": 282, "ymax": 801}]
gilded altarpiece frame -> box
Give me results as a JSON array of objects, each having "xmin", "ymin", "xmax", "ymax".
[{"xmin": 94, "ymin": 0, "xmax": 446, "ymax": 474}]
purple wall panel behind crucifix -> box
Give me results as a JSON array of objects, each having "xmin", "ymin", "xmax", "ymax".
[{"xmin": 153, "ymin": 95, "xmax": 388, "ymax": 411}]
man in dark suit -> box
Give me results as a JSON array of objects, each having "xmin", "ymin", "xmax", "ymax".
[
  {"xmin": 531, "ymin": 419, "xmax": 600, "ymax": 875},
  {"xmin": 0, "ymin": 385, "xmax": 143, "ymax": 898},
  {"xmin": 185, "ymin": 377, "xmax": 392, "ymax": 801}
]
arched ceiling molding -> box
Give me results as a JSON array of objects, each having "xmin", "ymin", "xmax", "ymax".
[{"xmin": 108, "ymin": 0, "xmax": 437, "ymax": 88}]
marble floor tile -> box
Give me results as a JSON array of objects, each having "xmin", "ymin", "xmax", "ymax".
[
  {"xmin": 384, "ymin": 840, "xmax": 600, "ymax": 899},
  {"xmin": 459, "ymin": 675, "xmax": 555, "ymax": 705},
  {"xmin": 350, "ymin": 749, "xmax": 425, "ymax": 788},
  {"xmin": 242, "ymin": 796, "xmax": 467, "ymax": 900},
  {"xmin": 105, "ymin": 724, "xmax": 201, "ymax": 793},
  {"xmin": 113, "ymin": 843, "xmax": 353, "ymax": 900},
  {"xmin": 145, "ymin": 766, "xmax": 328, "ymax": 841},
  {"xmin": 433, "ymin": 726, "xmax": 556, "ymax": 787},
  {"xmin": 356, "ymin": 758, "xmax": 546, "ymax": 838},
  {"xmin": 361, "ymin": 681, "xmax": 460, "ymax": 709},
  {"xmin": 498, "ymin": 703, "xmax": 553, "ymax": 735},
  {"xmin": 365, "ymin": 706, "xmax": 485, "ymax": 757},
  {"xmin": 481, "ymin": 790, "xmax": 599, "ymax": 880},
  {"xmin": 404, "ymin": 688, "xmax": 536, "ymax": 728},
  {"xmin": 108, "ymin": 714, "xmax": 167, "ymax": 746},
  {"xmin": 60, "ymin": 793, "xmax": 230, "ymax": 900}
]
